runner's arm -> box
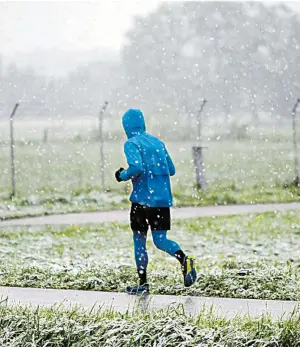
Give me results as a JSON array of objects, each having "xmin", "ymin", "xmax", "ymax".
[{"xmin": 120, "ymin": 142, "xmax": 143, "ymax": 181}]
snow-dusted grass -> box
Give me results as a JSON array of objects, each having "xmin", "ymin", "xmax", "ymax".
[
  {"xmin": 0, "ymin": 139, "xmax": 299, "ymax": 218},
  {"xmin": 1, "ymin": 210, "xmax": 300, "ymax": 300},
  {"xmin": 0, "ymin": 139, "xmax": 296, "ymax": 193},
  {"xmin": 1, "ymin": 304, "xmax": 300, "ymax": 346}
]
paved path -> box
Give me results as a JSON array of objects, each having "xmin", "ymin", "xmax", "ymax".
[
  {"xmin": 1, "ymin": 202, "xmax": 300, "ymax": 226},
  {"xmin": 0, "ymin": 286, "xmax": 298, "ymax": 319}
]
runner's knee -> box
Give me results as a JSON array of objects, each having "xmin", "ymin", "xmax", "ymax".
[
  {"xmin": 152, "ymin": 230, "xmax": 167, "ymax": 250},
  {"xmin": 133, "ymin": 230, "xmax": 147, "ymax": 250}
]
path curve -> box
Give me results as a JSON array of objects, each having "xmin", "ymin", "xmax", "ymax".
[{"xmin": 1, "ymin": 202, "xmax": 300, "ymax": 226}]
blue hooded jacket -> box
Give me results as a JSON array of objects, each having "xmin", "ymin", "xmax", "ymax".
[{"xmin": 119, "ymin": 109, "xmax": 175, "ymax": 207}]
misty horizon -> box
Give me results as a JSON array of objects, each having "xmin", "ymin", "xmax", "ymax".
[
  {"xmin": 0, "ymin": 1, "xmax": 300, "ymax": 76},
  {"xmin": 0, "ymin": 1, "xmax": 160, "ymax": 76}
]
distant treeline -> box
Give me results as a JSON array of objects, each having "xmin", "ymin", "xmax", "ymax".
[{"xmin": 0, "ymin": 2, "xmax": 300, "ymax": 122}]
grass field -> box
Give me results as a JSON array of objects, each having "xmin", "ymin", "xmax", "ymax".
[
  {"xmin": 0, "ymin": 138, "xmax": 299, "ymax": 219},
  {"xmin": 1, "ymin": 210, "xmax": 299, "ymax": 300},
  {"xmin": 1, "ymin": 304, "xmax": 300, "ymax": 346}
]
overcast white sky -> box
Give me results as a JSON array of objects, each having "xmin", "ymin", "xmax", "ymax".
[
  {"xmin": 0, "ymin": 1, "xmax": 160, "ymax": 55},
  {"xmin": 0, "ymin": 0, "xmax": 300, "ymax": 75}
]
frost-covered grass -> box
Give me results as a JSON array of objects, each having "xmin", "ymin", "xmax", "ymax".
[
  {"xmin": 1, "ymin": 304, "xmax": 300, "ymax": 346},
  {"xmin": 0, "ymin": 139, "xmax": 299, "ymax": 218},
  {"xmin": 1, "ymin": 210, "xmax": 300, "ymax": 300},
  {"xmin": 0, "ymin": 188, "xmax": 129, "ymax": 220}
]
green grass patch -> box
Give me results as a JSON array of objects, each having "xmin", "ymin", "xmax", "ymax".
[{"xmin": 0, "ymin": 140, "xmax": 299, "ymax": 219}]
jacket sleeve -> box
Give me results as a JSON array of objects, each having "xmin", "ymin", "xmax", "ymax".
[
  {"xmin": 120, "ymin": 141, "xmax": 143, "ymax": 181},
  {"xmin": 164, "ymin": 145, "xmax": 176, "ymax": 176}
]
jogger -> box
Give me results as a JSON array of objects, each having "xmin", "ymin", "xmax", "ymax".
[{"xmin": 115, "ymin": 109, "xmax": 197, "ymax": 294}]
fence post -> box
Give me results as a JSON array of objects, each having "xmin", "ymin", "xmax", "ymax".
[
  {"xmin": 192, "ymin": 146, "xmax": 207, "ymax": 190},
  {"xmin": 197, "ymin": 99, "xmax": 207, "ymax": 143},
  {"xmin": 99, "ymin": 101, "xmax": 108, "ymax": 189},
  {"xmin": 43, "ymin": 128, "xmax": 49, "ymax": 143},
  {"xmin": 193, "ymin": 99, "xmax": 207, "ymax": 190},
  {"xmin": 9, "ymin": 103, "xmax": 19, "ymax": 199},
  {"xmin": 292, "ymin": 98, "xmax": 300, "ymax": 185}
]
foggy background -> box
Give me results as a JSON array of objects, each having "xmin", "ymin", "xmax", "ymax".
[{"xmin": 1, "ymin": 1, "xmax": 300, "ymax": 140}]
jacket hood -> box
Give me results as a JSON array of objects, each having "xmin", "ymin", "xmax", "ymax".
[{"xmin": 122, "ymin": 109, "xmax": 146, "ymax": 139}]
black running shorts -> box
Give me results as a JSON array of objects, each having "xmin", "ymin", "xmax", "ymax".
[{"xmin": 130, "ymin": 203, "xmax": 171, "ymax": 232}]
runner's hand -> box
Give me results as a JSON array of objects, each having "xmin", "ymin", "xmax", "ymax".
[{"xmin": 115, "ymin": 168, "xmax": 124, "ymax": 182}]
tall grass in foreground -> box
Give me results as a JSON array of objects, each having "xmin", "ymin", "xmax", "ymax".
[{"xmin": 0, "ymin": 304, "xmax": 300, "ymax": 346}]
